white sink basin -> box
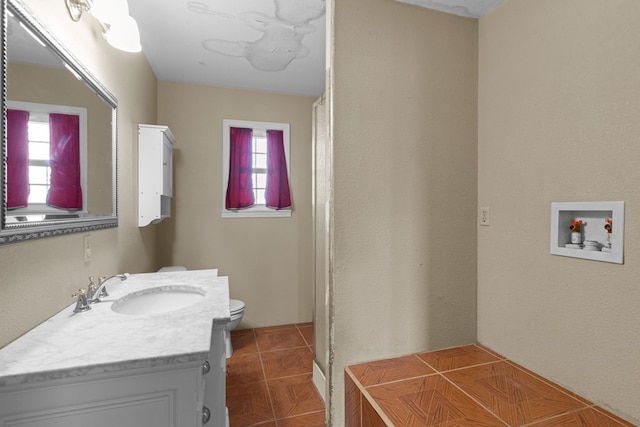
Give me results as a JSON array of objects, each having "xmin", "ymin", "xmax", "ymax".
[{"xmin": 111, "ymin": 286, "xmax": 206, "ymax": 316}]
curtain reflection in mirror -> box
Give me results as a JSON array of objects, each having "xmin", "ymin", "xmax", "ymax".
[
  {"xmin": 6, "ymin": 109, "xmax": 82, "ymax": 211},
  {"xmin": 6, "ymin": 109, "xmax": 30, "ymax": 209},
  {"xmin": 48, "ymin": 113, "xmax": 82, "ymax": 209}
]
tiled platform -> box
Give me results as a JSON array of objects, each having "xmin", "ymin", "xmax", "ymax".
[
  {"xmin": 346, "ymin": 345, "xmax": 636, "ymax": 426},
  {"xmin": 226, "ymin": 323, "xmax": 325, "ymax": 426}
]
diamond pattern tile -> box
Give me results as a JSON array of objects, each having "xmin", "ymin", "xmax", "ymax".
[
  {"xmin": 591, "ymin": 407, "xmax": 640, "ymax": 427},
  {"xmin": 416, "ymin": 344, "xmax": 501, "ymax": 372},
  {"xmin": 226, "ymin": 353, "xmax": 264, "ymax": 386},
  {"xmin": 348, "ymin": 354, "xmax": 436, "ymax": 387},
  {"xmin": 261, "ymin": 346, "xmax": 313, "ymax": 380},
  {"xmin": 267, "ymin": 374, "xmax": 325, "ymax": 419},
  {"xmin": 476, "ymin": 344, "xmax": 508, "ymax": 360},
  {"xmin": 299, "ymin": 325, "xmax": 314, "ymax": 347},
  {"xmin": 444, "ymin": 361, "xmax": 587, "ymax": 425},
  {"xmin": 362, "ymin": 396, "xmax": 390, "ymax": 427},
  {"xmin": 226, "ymin": 324, "xmax": 323, "ymax": 427},
  {"xmin": 367, "ymin": 375, "xmax": 506, "ymax": 426},
  {"xmin": 505, "ymin": 360, "xmax": 592, "ymax": 406},
  {"xmin": 230, "ymin": 328, "xmax": 258, "ymax": 356},
  {"xmin": 226, "ymin": 381, "xmax": 274, "ymax": 426},
  {"xmin": 345, "ymin": 370, "xmax": 362, "ymax": 427},
  {"xmin": 527, "ymin": 407, "xmax": 637, "ymax": 427},
  {"xmin": 255, "ymin": 326, "xmax": 307, "ymax": 352},
  {"xmin": 276, "ymin": 411, "xmax": 326, "ymax": 426}
]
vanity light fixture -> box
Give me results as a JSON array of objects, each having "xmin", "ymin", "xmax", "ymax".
[{"xmin": 65, "ymin": 0, "xmax": 142, "ymax": 53}]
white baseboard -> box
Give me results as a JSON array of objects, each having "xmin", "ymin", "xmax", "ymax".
[{"xmin": 312, "ymin": 360, "xmax": 326, "ymax": 403}]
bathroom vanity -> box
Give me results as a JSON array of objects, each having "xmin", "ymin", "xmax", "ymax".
[{"xmin": 0, "ymin": 269, "xmax": 229, "ymax": 427}]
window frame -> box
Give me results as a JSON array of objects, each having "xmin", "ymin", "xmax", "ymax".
[
  {"xmin": 221, "ymin": 119, "xmax": 292, "ymax": 218},
  {"xmin": 7, "ymin": 100, "xmax": 88, "ymax": 216}
]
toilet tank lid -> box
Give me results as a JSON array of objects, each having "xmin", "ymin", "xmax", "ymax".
[
  {"xmin": 158, "ymin": 266, "xmax": 187, "ymax": 272},
  {"xmin": 230, "ymin": 299, "xmax": 245, "ymax": 313}
]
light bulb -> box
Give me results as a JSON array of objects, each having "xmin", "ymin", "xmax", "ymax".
[
  {"xmin": 91, "ymin": 0, "xmax": 129, "ymax": 25},
  {"xmin": 104, "ymin": 15, "xmax": 141, "ymax": 53}
]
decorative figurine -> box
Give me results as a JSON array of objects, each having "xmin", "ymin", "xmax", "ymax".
[
  {"xmin": 603, "ymin": 218, "xmax": 612, "ymax": 251},
  {"xmin": 570, "ymin": 219, "xmax": 583, "ymax": 244}
]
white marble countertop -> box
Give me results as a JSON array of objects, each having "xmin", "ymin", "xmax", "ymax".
[{"xmin": 0, "ymin": 269, "xmax": 230, "ymax": 387}]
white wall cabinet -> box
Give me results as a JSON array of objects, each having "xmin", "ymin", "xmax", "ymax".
[{"xmin": 138, "ymin": 124, "xmax": 176, "ymax": 226}]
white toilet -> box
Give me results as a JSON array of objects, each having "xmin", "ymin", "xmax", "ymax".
[{"xmin": 225, "ymin": 299, "xmax": 246, "ymax": 358}]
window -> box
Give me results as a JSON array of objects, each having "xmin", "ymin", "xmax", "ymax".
[
  {"xmin": 222, "ymin": 119, "xmax": 292, "ymax": 218},
  {"xmin": 7, "ymin": 100, "xmax": 87, "ymax": 216},
  {"xmin": 251, "ymin": 130, "xmax": 268, "ymax": 204},
  {"xmin": 26, "ymin": 115, "xmax": 51, "ymax": 204}
]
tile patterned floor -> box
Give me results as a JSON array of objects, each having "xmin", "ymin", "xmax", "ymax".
[
  {"xmin": 346, "ymin": 345, "xmax": 637, "ymax": 427},
  {"xmin": 226, "ymin": 323, "xmax": 326, "ymax": 427}
]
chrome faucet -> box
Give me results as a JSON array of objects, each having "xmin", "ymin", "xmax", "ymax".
[
  {"xmin": 71, "ymin": 288, "xmax": 91, "ymax": 313},
  {"xmin": 87, "ymin": 274, "xmax": 127, "ymax": 303}
]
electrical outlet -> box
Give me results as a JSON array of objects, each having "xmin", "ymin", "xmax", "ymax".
[
  {"xmin": 83, "ymin": 234, "xmax": 92, "ymax": 263},
  {"xmin": 480, "ymin": 207, "xmax": 490, "ymax": 226}
]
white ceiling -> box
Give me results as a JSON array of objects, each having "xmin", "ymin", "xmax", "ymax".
[
  {"xmin": 127, "ymin": 0, "xmax": 504, "ymax": 97},
  {"xmin": 395, "ymin": 0, "xmax": 504, "ymax": 18}
]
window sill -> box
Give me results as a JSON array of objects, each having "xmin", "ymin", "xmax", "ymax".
[{"xmin": 221, "ymin": 207, "xmax": 292, "ymax": 218}]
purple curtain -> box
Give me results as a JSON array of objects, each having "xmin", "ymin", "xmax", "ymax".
[
  {"xmin": 6, "ymin": 109, "xmax": 30, "ymax": 209},
  {"xmin": 47, "ymin": 113, "xmax": 82, "ymax": 210},
  {"xmin": 265, "ymin": 129, "xmax": 291, "ymax": 210},
  {"xmin": 225, "ymin": 127, "xmax": 255, "ymax": 210}
]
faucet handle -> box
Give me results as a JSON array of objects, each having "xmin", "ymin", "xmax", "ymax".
[
  {"xmin": 87, "ymin": 276, "xmax": 98, "ymax": 292},
  {"xmin": 97, "ymin": 276, "xmax": 110, "ymax": 298},
  {"xmin": 71, "ymin": 288, "xmax": 87, "ymax": 298},
  {"xmin": 71, "ymin": 288, "xmax": 91, "ymax": 313},
  {"xmin": 86, "ymin": 276, "xmax": 100, "ymax": 301}
]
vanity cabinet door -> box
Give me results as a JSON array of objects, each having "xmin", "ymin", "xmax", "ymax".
[{"xmin": 0, "ymin": 363, "xmax": 203, "ymax": 427}]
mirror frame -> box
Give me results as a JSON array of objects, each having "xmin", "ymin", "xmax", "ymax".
[{"xmin": 1, "ymin": 0, "xmax": 118, "ymax": 244}]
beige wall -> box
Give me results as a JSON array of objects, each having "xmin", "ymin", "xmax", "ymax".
[
  {"xmin": 478, "ymin": 0, "xmax": 640, "ymax": 424},
  {"xmin": 328, "ymin": 0, "xmax": 478, "ymax": 423},
  {"xmin": 0, "ymin": 0, "xmax": 158, "ymax": 348},
  {"xmin": 155, "ymin": 81, "xmax": 315, "ymax": 328}
]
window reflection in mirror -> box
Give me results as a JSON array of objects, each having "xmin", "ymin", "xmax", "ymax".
[
  {"xmin": 2, "ymin": 0, "xmax": 118, "ymax": 243},
  {"xmin": 6, "ymin": 101, "xmax": 88, "ymax": 222}
]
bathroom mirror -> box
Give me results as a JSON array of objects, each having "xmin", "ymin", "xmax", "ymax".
[{"xmin": 1, "ymin": 0, "xmax": 118, "ymax": 244}]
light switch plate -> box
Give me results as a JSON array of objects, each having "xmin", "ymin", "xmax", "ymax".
[{"xmin": 480, "ymin": 207, "xmax": 490, "ymax": 226}]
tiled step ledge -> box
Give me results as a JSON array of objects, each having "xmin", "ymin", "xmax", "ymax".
[{"xmin": 345, "ymin": 344, "xmax": 636, "ymax": 426}]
